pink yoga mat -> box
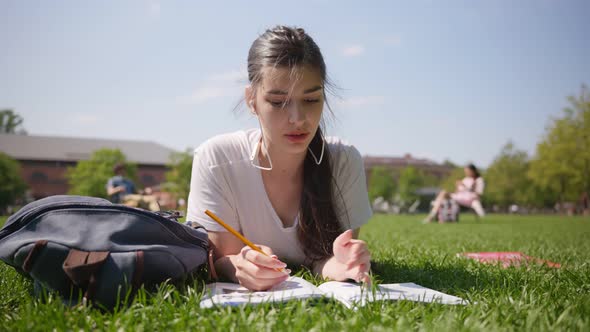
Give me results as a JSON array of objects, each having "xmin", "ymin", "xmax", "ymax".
[{"xmin": 458, "ymin": 252, "xmax": 561, "ymax": 268}]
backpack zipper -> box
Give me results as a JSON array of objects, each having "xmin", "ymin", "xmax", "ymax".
[
  {"xmin": 0, "ymin": 201, "xmax": 101, "ymax": 239},
  {"xmin": 0, "ymin": 204, "xmax": 208, "ymax": 249}
]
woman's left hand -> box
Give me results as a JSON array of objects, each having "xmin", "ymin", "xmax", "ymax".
[{"xmin": 332, "ymin": 229, "xmax": 371, "ymax": 283}]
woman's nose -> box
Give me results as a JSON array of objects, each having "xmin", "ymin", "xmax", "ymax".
[{"xmin": 288, "ymin": 103, "xmax": 305, "ymax": 124}]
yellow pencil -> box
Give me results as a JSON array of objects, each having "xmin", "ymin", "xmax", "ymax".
[{"xmin": 204, "ymin": 210, "xmax": 285, "ymax": 272}]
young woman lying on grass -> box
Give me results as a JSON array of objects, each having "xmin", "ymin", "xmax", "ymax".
[{"xmin": 186, "ymin": 26, "xmax": 372, "ymax": 290}]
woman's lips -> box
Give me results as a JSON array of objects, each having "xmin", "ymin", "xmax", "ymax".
[{"xmin": 285, "ymin": 133, "xmax": 309, "ymax": 143}]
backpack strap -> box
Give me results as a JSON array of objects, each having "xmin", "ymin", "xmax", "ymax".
[
  {"xmin": 62, "ymin": 249, "xmax": 109, "ymax": 301},
  {"xmin": 207, "ymin": 244, "xmax": 218, "ymax": 281},
  {"xmin": 132, "ymin": 251, "xmax": 144, "ymax": 291},
  {"xmin": 186, "ymin": 220, "xmax": 217, "ymax": 281},
  {"xmin": 22, "ymin": 240, "xmax": 48, "ymax": 273}
]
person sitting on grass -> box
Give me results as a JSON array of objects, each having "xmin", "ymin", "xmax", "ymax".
[
  {"xmin": 423, "ymin": 163, "xmax": 485, "ymax": 223},
  {"xmin": 106, "ymin": 163, "xmax": 160, "ymax": 211},
  {"xmin": 186, "ymin": 26, "xmax": 372, "ymax": 291}
]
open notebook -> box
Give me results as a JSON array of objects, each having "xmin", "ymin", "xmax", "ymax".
[{"xmin": 200, "ymin": 277, "xmax": 467, "ymax": 309}]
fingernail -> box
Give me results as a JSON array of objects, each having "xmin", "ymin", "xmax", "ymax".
[{"xmin": 271, "ymin": 255, "xmax": 278, "ymax": 259}]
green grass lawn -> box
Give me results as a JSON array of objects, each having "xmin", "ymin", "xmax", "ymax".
[{"xmin": 1, "ymin": 214, "xmax": 589, "ymax": 331}]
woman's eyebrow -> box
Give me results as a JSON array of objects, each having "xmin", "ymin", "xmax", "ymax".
[
  {"xmin": 265, "ymin": 86, "xmax": 323, "ymax": 95},
  {"xmin": 266, "ymin": 89, "xmax": 288, "ymax": 95},
  {"xmin": 303, "ymin": 86, "xmax": 323, "ymax": 94}
]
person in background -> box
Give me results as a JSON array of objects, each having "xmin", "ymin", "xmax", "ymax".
[
  {"xmin": 106, "ymin": 163, "xmax": 160, "ymax": 211},
  {"xmin": 423, "ymin": 163, "xmax": 485, "ymax": 223}
]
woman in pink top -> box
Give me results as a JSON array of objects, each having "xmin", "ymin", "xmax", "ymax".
[
  {"xmin": 187, "ymin": 26, "xmax": 372, "ymax": 291},
  {"xmin": 424, "ymin": 164, "xmax": 486, "ymax": 223}
]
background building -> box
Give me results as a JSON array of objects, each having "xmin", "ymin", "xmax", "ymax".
[
  {"xmin": 364, "ymin": 153, "xmax": 454, "ymax": 183},
  {"xmin": 0, "ymin": 134, "xmax": 177, "ymax": 200}
]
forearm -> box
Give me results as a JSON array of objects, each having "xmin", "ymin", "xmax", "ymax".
[
  {"xmin": 213, "ymin": 255, "xmax": 240, "ymax": 282},
  {"xmin": 312, "ymin": 256, "xmax": 349, "ymax": 281},
  {"xmin": 314, "ymin": 228, "xmax": 370, "ymax": 282},
  {"xmin": 107, "ymin": 186, "xmax": 123, "ymax": 196}
]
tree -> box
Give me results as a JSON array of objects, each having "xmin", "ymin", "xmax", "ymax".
[
  {"xmin": 567, "ymin": 85, "xmax": 590, "ymax": 197},
  {"xmin": 397, "ymin": 167, "xmax": 425, "ymax": 203},
  {"xmin": 442, "ymin": 159, "xmax": 458, "ymax": 168},
  {"xmin": 0, "ymin": 152, "xmax": 27, "ymax": 213},
  {"xmin": 0, "ymin": 109, "xmax": 27, "ymax": 134},
  {"xmin": 368, "ymin": 166, "xmax": 396, "ymax": 203},
  {"xmin": 66, "ymin": 149, "xmax": 137, "ymax": 198},
  {"xmin": 485, "ymin": 142, "xmax": 532, "ymax": 208},
  {"xmin": 529, "ymin": 85, "xmax": 590, "ymax": 203},
  {"xmin": 440, "ymin": 167, "xmax": 466, "ymax": 193},
  {"xmin": 165, "ymin": 148, "xmax": 194, "ymax": 203}
]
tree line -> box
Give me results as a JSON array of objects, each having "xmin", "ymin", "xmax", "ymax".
[
  {"xmin": 1, "ymin": 85, "xmax": 588, "ymax": 213},
  {"xmin": 368, "ymin": 85, "xmax": 590, "ymax": 213},
  {"xmin": 485, "ymin": 85, "xmax": 589, "ymax": 211}
]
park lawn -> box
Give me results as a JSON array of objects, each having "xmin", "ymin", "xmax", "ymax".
[{"xmin": 0, "ymin": 214, "xmax": 589, "ymax": 331}]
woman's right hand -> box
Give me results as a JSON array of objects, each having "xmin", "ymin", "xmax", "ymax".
[{"xmin": 231, "ymin": 244, "xmax": 290, "ymax": 291}]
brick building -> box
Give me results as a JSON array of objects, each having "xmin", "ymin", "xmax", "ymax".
[
  {"xmin": 0, "ymin": 134, "xmax": 177, "ymax": 200},
  {"xmin": 364, "ymin": 153, "xmax": 454, "ymax": 183},
  {"xmin": 1, "ymin": 134, "xmax": 453, "ymax": 204}
]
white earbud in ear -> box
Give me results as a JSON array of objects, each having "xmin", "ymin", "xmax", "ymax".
[{"xmin": 249, "ymin": 100, "xmax": 256, "ymax": 115}]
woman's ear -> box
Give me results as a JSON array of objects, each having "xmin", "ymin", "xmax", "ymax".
[{"xmin": 245, "ymin": 85, "xmax": 256, "ymax": 115}]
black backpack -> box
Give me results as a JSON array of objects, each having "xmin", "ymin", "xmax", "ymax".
[
  {"xmin": 0, "ymin": 195, "xmax": 208, "ymax": 309},
  {"xmin": 438, "ymin": 198, "xmax": 460, "ymax": 222}
]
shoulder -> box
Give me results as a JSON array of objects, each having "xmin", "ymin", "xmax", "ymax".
[
  {"xmin": 327, "ymin": 136, "xmax": 363, "ymax": 163},
  {"xmin": 193, "ymin": 129, "xmax": 257, "ymax": 167},
  {"xmin": 325, "ymin": 136, "xmax": 372, "ymax": 228},
  {"xmin": 326, "ymin": 136, "xmax": 364, "ymax": 176},
  {"xmin": 107, "ymin": 175, "xmax": 120, "ymax": 184}
]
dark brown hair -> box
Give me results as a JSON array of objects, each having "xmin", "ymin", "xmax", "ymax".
[
  {"xmin": 466, "ymin": 163, "xmax": 481, "ymax": 178},
  {"xmin": 247, "ymin": 26, "xmax": 343, "ymax": 264},
  {"xmin": 113, "ymin": 162, "xmax": 125, "ymax": 174}
]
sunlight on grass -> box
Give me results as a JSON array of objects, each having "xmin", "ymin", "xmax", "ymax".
[{"xmin": 1, "ymin": 214, "xmax": 589, "ymax": 331}]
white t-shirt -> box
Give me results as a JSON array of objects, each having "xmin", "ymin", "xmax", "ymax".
[
  {"xmin": 459, "ymin": 177, "xmax": 485, "ymax": 196},
  {"xmin": 186, "ymin": 129, "xmax": 372, "ymax": 265},
  {"xmin": 451, "ymin": 176, "xmax": 485, "ymax": 205}
]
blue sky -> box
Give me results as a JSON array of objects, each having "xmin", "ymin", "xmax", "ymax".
[{"xmin": 1, "ymin": 0, "xmax": 588, "ymax": 167}]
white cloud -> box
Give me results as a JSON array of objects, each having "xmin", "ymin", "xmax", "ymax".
[
  {"xmin": 337, "ymin": 96, "xmax": 386, "ymax": 109},
  {"xmin": 384, "ymin": 35, "xmax": 402, "ymax": 47},
  {"xmin": 208, "ymin": 68, "xmax": 248, "ymax": 83},
  {"xmin": 342, "ymin": 45, "xmax": 365, "ymax": 57},
  {"xmin": 177, "ymin": 87, "xmax": 234, "ymax": 105},
  {"xmin": 70, "ymin": 113, "xmax": 100, "ymax": 125},
  {"xmin": 148, "ymin": 2, "xmax": 161, "ymax": 18},
  {"xmin": 177, "ymin": 68, "xmax": 245, "ymax": 105}
]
